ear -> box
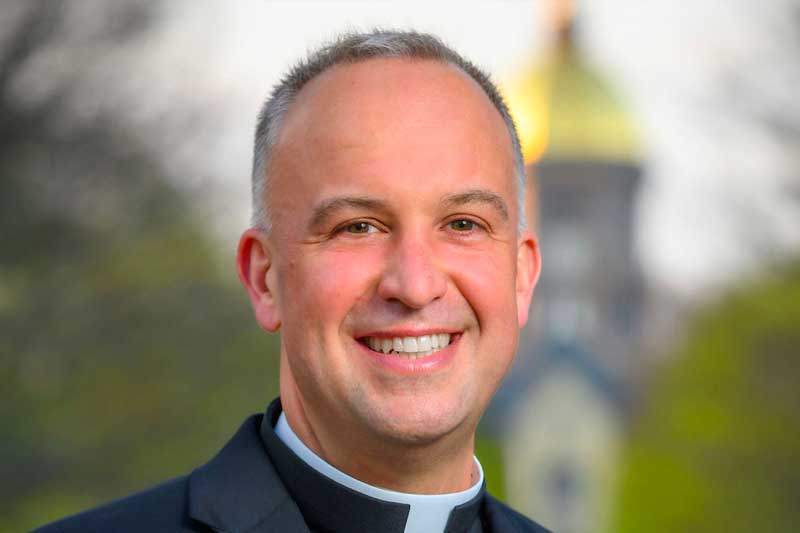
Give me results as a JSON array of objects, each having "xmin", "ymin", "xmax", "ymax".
[
  {"xmin": 515, "ymin": 230, "xmax": 541, "ymax": 327},
  {"xmin": 237, "ymin": 228, "xmax": 281, "ymax": 332}
]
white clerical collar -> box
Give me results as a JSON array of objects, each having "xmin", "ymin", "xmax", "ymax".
[{"xmin": 275, "ymin": 412, "xmax": 484, "ymax": 533}]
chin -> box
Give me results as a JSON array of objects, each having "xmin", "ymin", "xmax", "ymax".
[{"xmin": 359, "ymin": 392, "xmax": 477, "ymax": 446}]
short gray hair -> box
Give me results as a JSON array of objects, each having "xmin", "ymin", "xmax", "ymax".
[{"xmin": 251, "ymin": 29, "xmax": 527, "ymax": 234}]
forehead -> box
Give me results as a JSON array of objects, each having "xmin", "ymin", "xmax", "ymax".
[
  {"xmin": 287, "ymin": 58, "xmax": 501, "ymax": 122},
  {"xmin": 281, "ymin": 58, "xmax": 510, "ymax": 149},
  {"xmin": 268, "ymin": 58, "xmax": 517, "ymax": 222}
]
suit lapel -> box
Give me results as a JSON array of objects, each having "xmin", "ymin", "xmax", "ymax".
[
  {"xmin": 481, "ymin": 495, "xmax": 551, "ymax": 533},
  {"xmin": 481, "ymin": 495, "xmax": 520, "ymax": 533},
  {"xmin": 187, "ymin": 414, "xmax": 310, "ymax": 532}
]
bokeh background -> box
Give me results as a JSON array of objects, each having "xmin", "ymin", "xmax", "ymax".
[{"xmin": 2, "ymin": 1, "xmax": 798, "ymax": 531}]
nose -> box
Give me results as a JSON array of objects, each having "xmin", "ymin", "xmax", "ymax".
[{"xmin": 376, "ymin": 232, "xmax": 447, "ymax": 309}]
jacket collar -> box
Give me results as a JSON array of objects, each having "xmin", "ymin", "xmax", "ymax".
[
  {"xmin": 185, "ymin": 399, "xmax": 539, "ymax": 533},
  {"xmin": 482, "ymin": 494, "xmax": 550, "ymax": 533},
  {"xmin": 187, "ymin": 413, "xmax": 309, "ymax": 532}
]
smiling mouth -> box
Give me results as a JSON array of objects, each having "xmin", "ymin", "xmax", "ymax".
[{"xmin": 358, "ymin": 333, "xmax": 454, "ymax": 360}]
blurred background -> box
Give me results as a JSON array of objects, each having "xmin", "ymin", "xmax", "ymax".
[{"xmin": 1, "ymin": 1, "xmax": 798, "ymax": 531}]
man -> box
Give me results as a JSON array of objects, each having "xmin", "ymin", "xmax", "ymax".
[{"xmin": 36, "ymin": 30, "xmax": 546, "ymax": 532}]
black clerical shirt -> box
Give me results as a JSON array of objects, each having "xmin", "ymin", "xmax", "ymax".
[{"xmin": 259, "ymin": 399, "xmax": 486, "ymax": 533}]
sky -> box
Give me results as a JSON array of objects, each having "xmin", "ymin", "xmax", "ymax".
[{"xmin": 93, "ymin": 0, "xmax": 799, "ymax": 299}]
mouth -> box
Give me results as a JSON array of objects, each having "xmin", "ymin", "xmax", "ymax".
[{"xmin": 357, "ymin": 333, "xmax": 456, "ymax": 360}]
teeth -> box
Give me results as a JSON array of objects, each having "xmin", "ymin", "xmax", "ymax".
[
  {"xmin": 363, "ymin": 334, "xmax": 452, "ymax": 357},
  {"xmin": 418, "ymin": 335, "xmax": 431, "ymax": 351},
  {"xmin": 439, "ymin": 333, "xmax": 449, "ymax": 348},
  {"xmin": 402, "ymin": 337, "xmax": 418, "ymax": 352}
]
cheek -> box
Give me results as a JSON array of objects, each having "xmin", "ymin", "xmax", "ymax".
[
  {"xmin": 281, "ymin": 247, "xmax": 382, "ymax": 323},
  {"xmin": 444, "ymin": 246, "xmax": 520, "ymax": 378},
  {"xmin": 444, "ymin": 246, "xmax": 518, "ymax": 318},
  {"xmin": 277, "ymin": 248, "xmax": 382, "ymax": 387}
]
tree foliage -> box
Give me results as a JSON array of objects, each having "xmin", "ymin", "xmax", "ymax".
[
  {"xmin": 0, "ymin": 3, "xmax": 279, "ymax": 530},
  {"xmin": 614, "ymin": 262, "xmax": 800, "ymax": 532}
]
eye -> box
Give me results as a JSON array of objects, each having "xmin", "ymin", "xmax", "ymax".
[
  {"xmin": 342, "ymin": 221, "xmax": 378, "ymax": 234},
  {"xmin": 449, "ymin": 219, "xmax": 477, "ymax": 232}
]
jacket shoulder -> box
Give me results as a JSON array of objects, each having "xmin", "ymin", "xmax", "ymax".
[
  {"xmin": 32, "ymin": 475, "xmax": 203, "ymax": 533},
  {"xmin": 484, "ymin": 494, "xmax": 551, "ymax": 533}
]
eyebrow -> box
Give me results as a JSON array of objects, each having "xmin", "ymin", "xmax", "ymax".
[
  {"xmin": 309, "ymin": 196, "xmax": 389, "ymax": 229},
  {"xmin": 440, "ymin": 189, "xmax": 509, "ymax": 221},
  {"xmin": 308, "ymin": 189, "xmax": 510, "ymax": 230}
]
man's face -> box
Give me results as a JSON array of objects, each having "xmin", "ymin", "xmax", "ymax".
[{"xmin": 254, "ymin": 59, "xmax": 537, "ymax": 447}]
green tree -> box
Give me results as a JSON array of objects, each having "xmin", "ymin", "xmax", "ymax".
[
  {"xmin": 0, "ymin": 3, "xmax": 279, "ymax": 530},
  {"xmin": 614, "ymin": 262, "xmax": 800, "ymax": 532}
]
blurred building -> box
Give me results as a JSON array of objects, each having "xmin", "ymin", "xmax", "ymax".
[{"xmin": 488, "ymin": 2, "xmax": 643, "ymax": 532}]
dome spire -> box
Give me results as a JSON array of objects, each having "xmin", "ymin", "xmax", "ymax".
[{"xmin": 549, "ymin": 0, "xmax": 576, "ymax": 49}]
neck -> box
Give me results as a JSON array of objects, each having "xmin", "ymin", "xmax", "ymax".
[{"xmin": 280, "ymin": 377, "xmax": 478, "ymax": 494}]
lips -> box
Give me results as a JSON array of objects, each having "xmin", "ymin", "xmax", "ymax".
[{"xmin": 359, "ymin": 333, "xmax": 453, "ymax": 360}]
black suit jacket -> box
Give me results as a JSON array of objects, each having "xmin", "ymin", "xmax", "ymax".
[{"xmin": 34, "ymin": 411, "xmax": 549, "ymax": 532}]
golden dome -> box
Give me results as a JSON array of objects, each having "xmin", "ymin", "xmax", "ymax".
[{"xmin": 503, "ymin": 8, "xmax": 638, "ymax": 164}]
